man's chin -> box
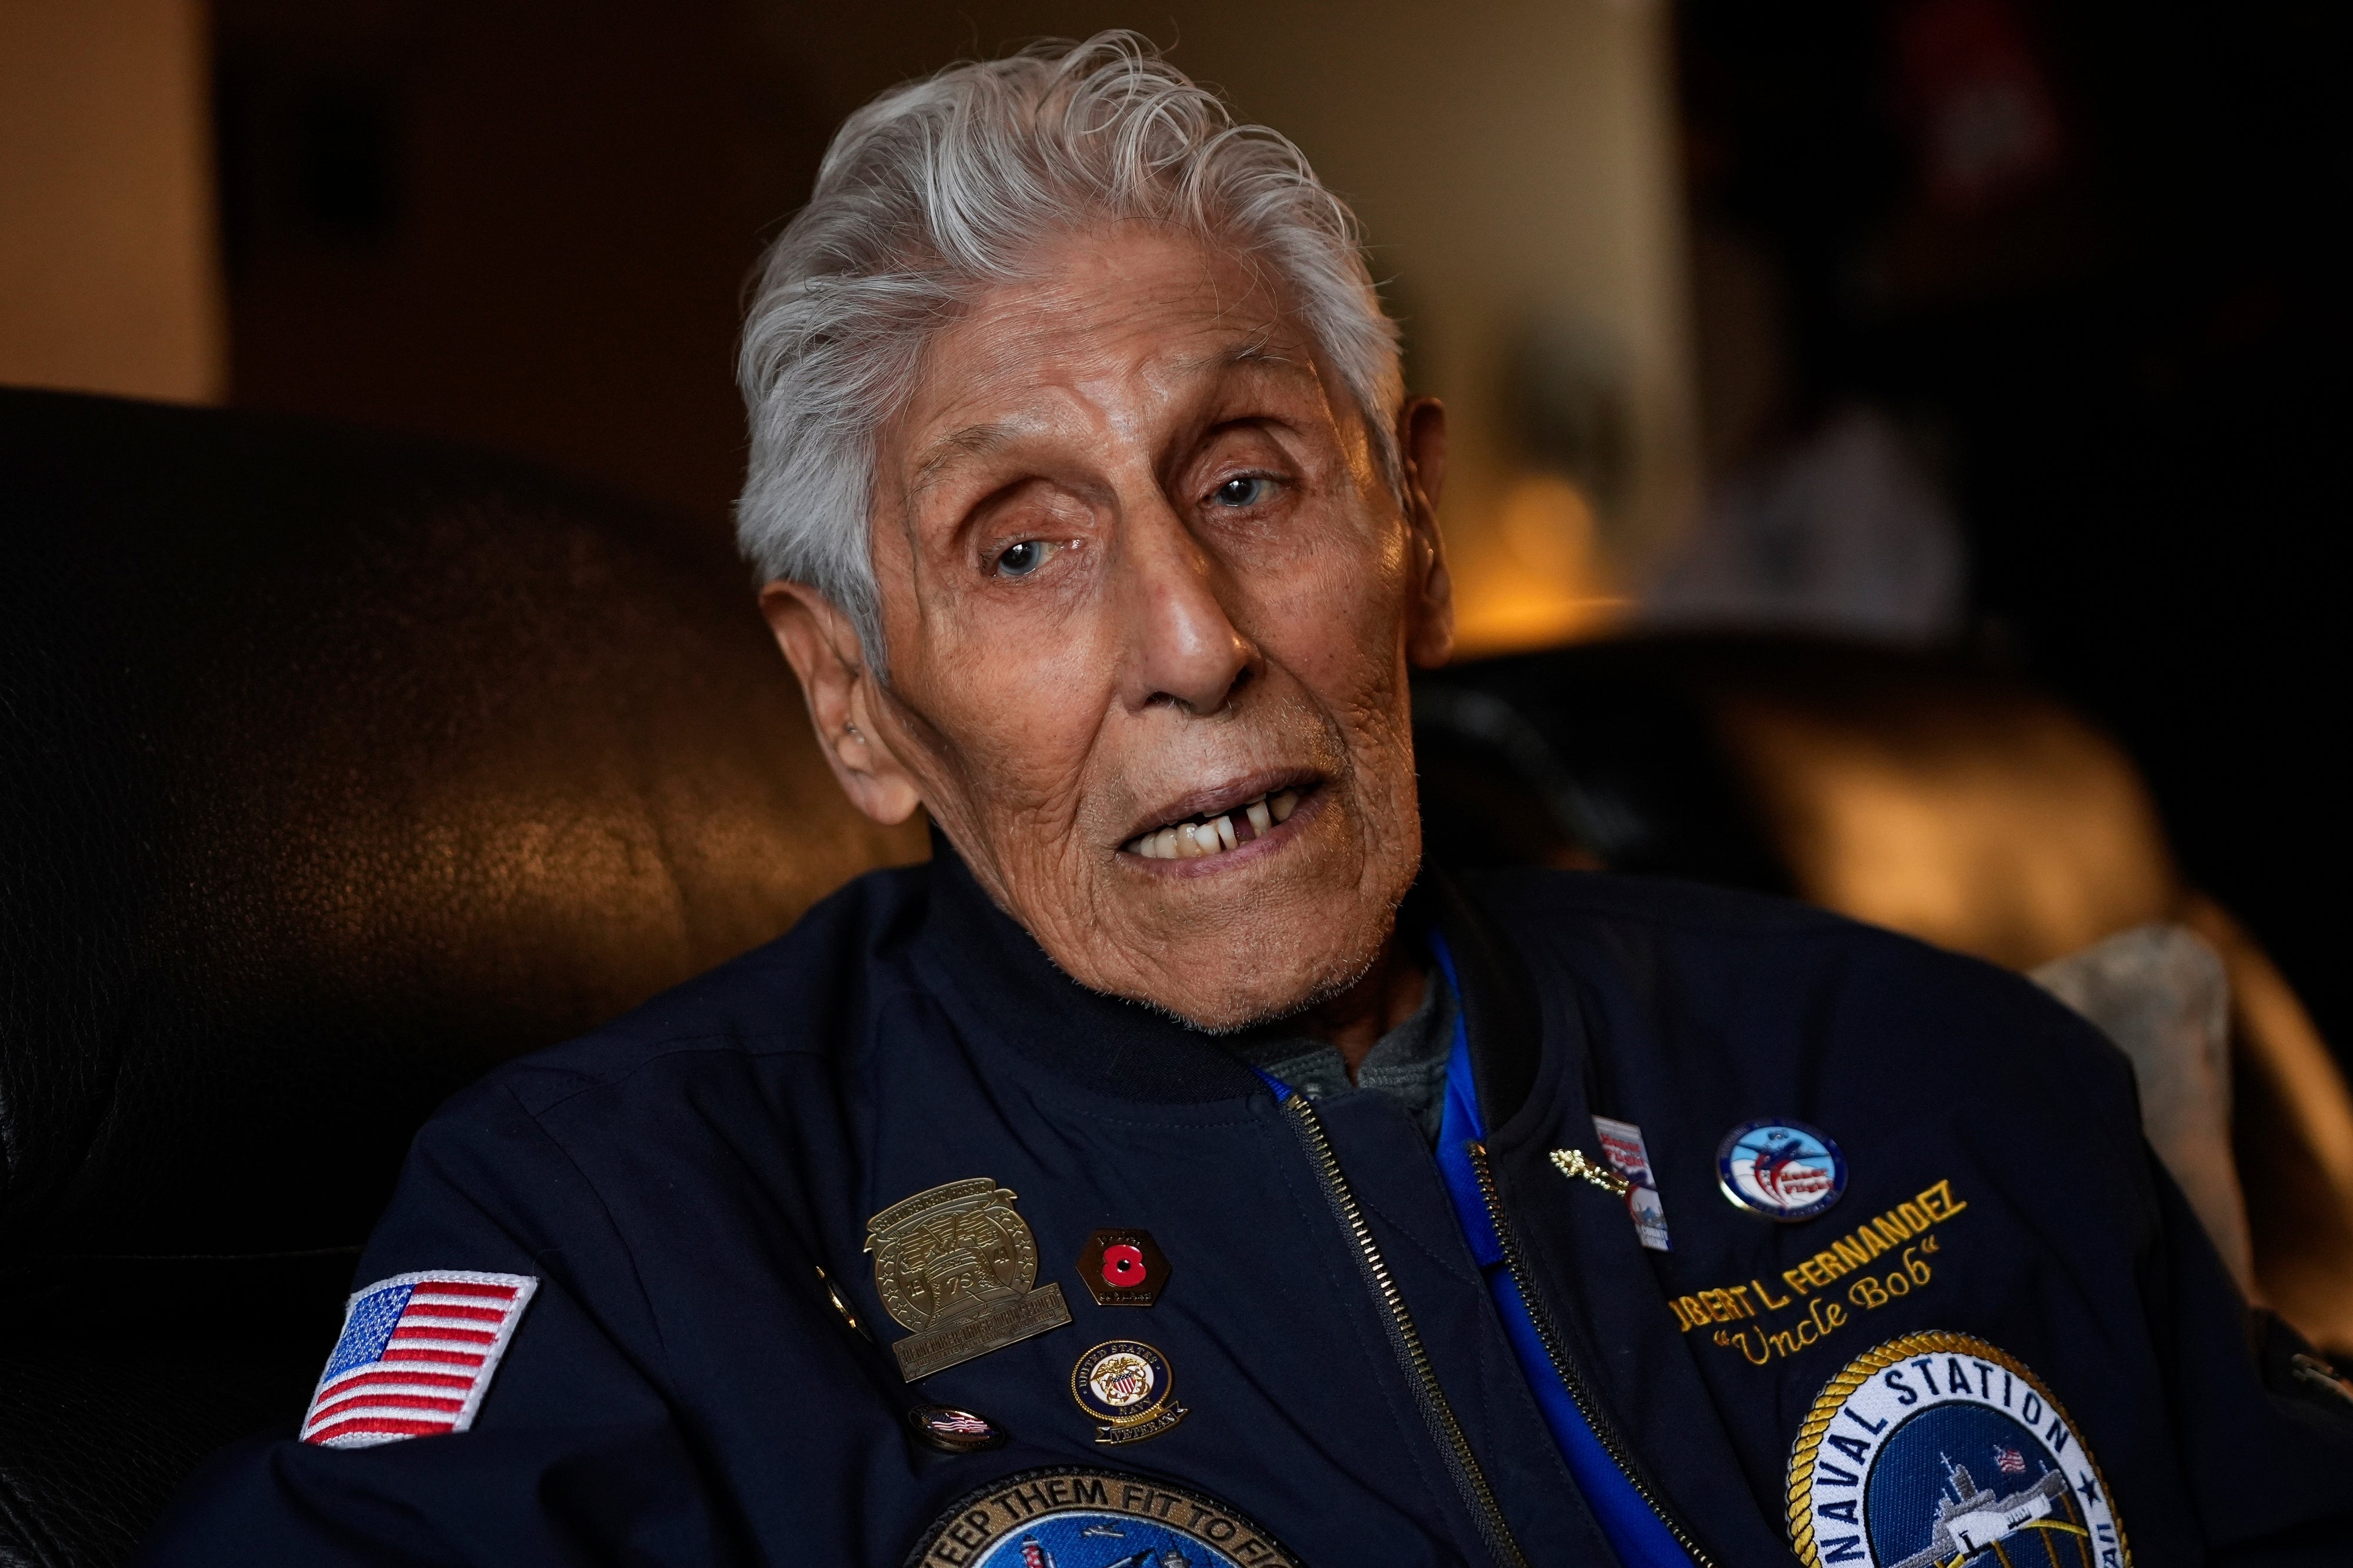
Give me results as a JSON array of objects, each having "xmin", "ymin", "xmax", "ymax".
[{"xmin": 1065, "ymin": 907, "xmax": 1400, "ymax": 1035}]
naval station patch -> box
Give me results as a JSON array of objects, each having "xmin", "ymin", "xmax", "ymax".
[
  {"xmin": 1788, "ymin": 1330, "xmax": 2127, "ymax": 1568},
  {"xmin": 904, "ymin": 1467, "xmax": 1302, "ymax": 1568}
]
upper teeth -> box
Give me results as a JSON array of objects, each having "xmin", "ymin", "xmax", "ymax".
[{"xmin": 1125, "ymin": 790, "xmax": 1298, "ymax": 859}]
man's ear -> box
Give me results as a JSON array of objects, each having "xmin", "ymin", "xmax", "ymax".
[
  {"xmin": 758, "ymin": 581, "xmax": 925, "ymax": 825},
  {"xmin": 1398, "ymin": 396, "xmax": 1455, "ymax": 669}
]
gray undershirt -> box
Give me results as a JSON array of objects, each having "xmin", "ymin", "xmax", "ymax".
[{"xmin": 1233, "ymin": 968, "xmax": 1457, "ymax": 1144}]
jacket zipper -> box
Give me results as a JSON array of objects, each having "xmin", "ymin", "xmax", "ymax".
[
  {"xmin": 1282, "ymin": 1096, "xmax": 1530, "ymax": 1568},
  {"xmin": 1468, "ymin": 1140, "xmax": 1717, "ymax": 1567}
]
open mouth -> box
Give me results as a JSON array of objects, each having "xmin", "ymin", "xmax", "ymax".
[{"xmin": 1121, "ymin": 787, "xmax": 1304, "ymax": 860}]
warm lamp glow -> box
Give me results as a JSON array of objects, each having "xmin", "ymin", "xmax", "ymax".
[
  {"xmin": 1717, "ymin": 698, "xmax": 2175, "ymax": 969},
  {"xmin": 1448, "ymin": 473, "xmax": 1628, "ymax": 658},
  {"xmin": 1499, "ymin": 473, "xmax": 1597, "ymax": 578}
]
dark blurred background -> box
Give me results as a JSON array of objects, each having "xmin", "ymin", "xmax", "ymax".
[
  {"xmin": 1672, "ymin": 0, "xmax": 2349, "ymax": 1065},
  {"xmin": 4, "ymin": 0, "xmax": 2345, "ymax": 1060}
]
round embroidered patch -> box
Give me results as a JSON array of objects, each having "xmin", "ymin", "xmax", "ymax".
[
  {"xmin": 902, "ymin": 1466, "xmax": 1302, "ymax": 1568},
  {"xmin": 1717, "ymin": 1119, "xmax": 1848, "ymax": 1220},
  {"xmin": 1787, "ymin": 1330, "xmax": 2129, "ymax": 1568}
]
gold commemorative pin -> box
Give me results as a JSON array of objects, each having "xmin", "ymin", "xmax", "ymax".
[{"xmin": 865, "ymin": 1177, "xmax": 1072, "ymax": 1382}]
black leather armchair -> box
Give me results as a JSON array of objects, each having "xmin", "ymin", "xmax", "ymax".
[
  {"xmin": 8, "ymin": 387, "xmax": 2344, "ymax": 1564},
  {"xmin": 0, "ymin": 389, "xmax": 921, "ymax": 1566}
]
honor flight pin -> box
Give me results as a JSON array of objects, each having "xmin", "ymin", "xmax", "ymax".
[
  {"xmin": 1717, "ymin": 1119, "xmax": 1847, "ymax": 1222},
  {"xmin": 1071, "ymin": 1339, "xmax": 1188, "ymax": 1444},
  {"xmin": 864, "ymin": 1178, "xmax": 1072, "ymax": 1382},
  {"xmin": 1075, "ymin": 1227, "xmax": 1170, "ymax": 1307}
]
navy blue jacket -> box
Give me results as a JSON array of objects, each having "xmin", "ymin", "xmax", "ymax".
[{"xmin": 139, "ymin": 856, "xmax": 2353, "ymax": 1566}]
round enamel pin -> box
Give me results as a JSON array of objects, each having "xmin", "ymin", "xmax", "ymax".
[
  {"xmin": 1718, "ymin": 1119, "xmax": 1847, "ymax": 1221},
  {"xmin": 1787, "ymin": 1330, "xmax": 2128, "ymax": 1568},
  {"xmin": 902, "ymin": 1466, "xmax": 1299, "ymax": 1568},
  {"xmin": 1070, "ymin": 1339, "xmax": 1187, "ymax": 1444}
]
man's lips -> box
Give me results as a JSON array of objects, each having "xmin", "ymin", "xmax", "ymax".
[{"xmin": 1119, "ymin": 776, "xmax": 1315, "ymax": 861}]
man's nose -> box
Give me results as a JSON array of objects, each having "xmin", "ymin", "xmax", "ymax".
[{"xmin": 1114, "ymin": 500, "xmax": 1258, "ymax": 717}]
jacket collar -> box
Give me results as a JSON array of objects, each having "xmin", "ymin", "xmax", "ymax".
[{"xmin": 1423, "ymin": 870, "xmax": 1552, "ymax": 1136}]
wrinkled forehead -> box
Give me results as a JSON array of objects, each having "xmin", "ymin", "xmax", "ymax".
[{"xmin": 885, "ymin": 223, "xmax": 1341, "ymax": 481}]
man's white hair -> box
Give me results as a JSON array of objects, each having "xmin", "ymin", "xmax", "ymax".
[{"xmin": 735, "ymin": 31, "xmax": 1405, "ymax": 668}]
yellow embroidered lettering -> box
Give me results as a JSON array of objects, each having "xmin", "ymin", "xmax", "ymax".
[
  {"xmin": 1717, "ymin": 1327, "xmax": 1772, "ymax": 1366},
  {"xmin": 1701, "ymin": 1179, "xmax": 1964, "ymax": 1367}
]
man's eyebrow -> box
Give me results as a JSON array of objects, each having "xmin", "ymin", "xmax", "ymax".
[
  {"xmin": 908, "ymin": 339, "xmax": 1309, "ymax": 495},
  {"xmin": 909, "ymin": 421, "xmax": 1017, "ymax": 496},
  {"xmin": 1172, "ymin": 335, "xmax": 1303, "ymax": 378}
]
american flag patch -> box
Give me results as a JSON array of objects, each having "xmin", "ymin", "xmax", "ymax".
[{"xmin": 300, "ymin": 1270, "xmax": 537, "ymax": 1447}]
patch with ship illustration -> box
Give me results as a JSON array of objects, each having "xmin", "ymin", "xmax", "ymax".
[
  {"xmin": 904, "ymin": 1467, "xmax": 1302, "ymax": 1568},
  {"xmin": 1788, "ymin": 1331, "xmax": 2128, "ymax": 1568}
]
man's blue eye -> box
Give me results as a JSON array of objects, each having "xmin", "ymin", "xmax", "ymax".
[
  {"xmin": 1212, "ymin": 476, "xmax": 1271, "ymax": 508},
  {"xmin": 996, "ymin": 540, "xmax": 1048, "ymax": 576}
]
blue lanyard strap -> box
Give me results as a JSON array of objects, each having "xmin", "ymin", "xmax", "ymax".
[{"xmin": 1427, "ymin": 932, "xmax": 1698, "ymax": 1568}]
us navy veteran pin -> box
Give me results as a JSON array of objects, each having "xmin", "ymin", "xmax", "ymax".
[
  {"xmin": 904, "ymin": 1467, "xmax": 1300, "ymax": 1568},
  {"xmin": 1787, "ymin": 1330, "xmax": 2128, "ymax": 1568},
  {"xmin": 1071, "ymin": 1339, "xmax": 1188, "ymax": 1444}
]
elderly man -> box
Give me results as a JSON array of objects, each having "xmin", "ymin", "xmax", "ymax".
[{"xmin": 143, "ymin": 35, "xmax": 2349, "ymax": 1568}]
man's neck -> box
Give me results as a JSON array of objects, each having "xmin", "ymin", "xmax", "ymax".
[{"xmin": 1289, "ymin": 936, "xmax": 1429, "ymax": 1080}]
